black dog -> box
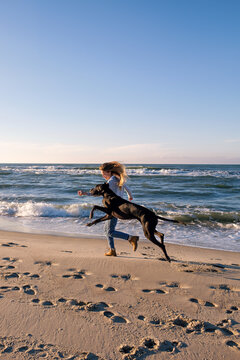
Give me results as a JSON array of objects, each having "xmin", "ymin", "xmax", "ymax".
[{"xmin": 86, "ymin": 183, "xmax": 181, "ymax": 262}]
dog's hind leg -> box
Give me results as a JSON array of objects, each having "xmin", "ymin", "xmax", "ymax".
[
  {"xmin": 150, "ymin": 235, "xmax": 171, "ymax": 262},
  {"xmin": 154, "ymin": 231, "xmax": 171, "ymax": 261},
  {"xmin": 154, "ymin": 230, "xmax": 164, "ymax": 244},
  {"xmin": 143, "ymin": 223, "xmax": 171, "ymax": 262}
]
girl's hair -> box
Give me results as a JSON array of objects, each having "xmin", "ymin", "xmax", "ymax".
[{"xmin": 99, "ymin": 161, "xmax": 127, "ymax": 188}]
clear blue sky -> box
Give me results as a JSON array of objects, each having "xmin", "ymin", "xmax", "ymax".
[{"xmin": 0, "ymin": 0, "xmax": 239, "ymax": 163}]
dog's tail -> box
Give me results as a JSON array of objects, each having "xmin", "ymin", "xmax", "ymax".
[{"xmin": 157, "ymin": 215, "xmax": 185, "ymax": 225}]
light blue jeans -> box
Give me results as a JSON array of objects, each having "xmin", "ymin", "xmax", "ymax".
[{"xmin": 104, "ymin": 217, "xmax": 130, "ymax": 249}]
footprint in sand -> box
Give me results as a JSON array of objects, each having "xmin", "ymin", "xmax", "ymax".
[
  {"xmin": 22, "ymin": 272, "xmax": 41, "ymax": 280},
  {"xmin": 189, "ymin": 298, "xmax": 218, "ymax": 307},
  {"xmin": 103, "ymin": 310, "xmax": 128, "ymax": 323},
  {"xmin": 119, "ymin": 338, "xmax": 187, "ymax": 358},
  {"xmin": 110, "ymin": 274, "xmax": 140, "ymax": 281},
  {"xmin": 105, "ymin": 286, "xmax": 116, "ymax": 292},
  {"xmin": 119, "ymin": 338, "xmax": 158, "ymax": 358},
  {"xmin": 66, "ymin": 299, "xmax": 129, "ymax": 324},
  {"xmin": 119, "ymin": 344, "xmax": 135, "ymax": 355},
  {"xmin": 95, "ymin": 284, "xmax": 117, "ymax": 292},
  {"xmin": 62, "ymin": 268, "xmax": 91, "ymax": 280},
  {"xmin": 0, "ymin": 286, "xmax": 20, "ymax": 294},
  {"xmin": 29, "ymin": 294, "xmax": 130, "ymax": 325},
  {"xmin": 29, "ymin": 273, "xmax": 40, "ymax": 279},
  {"xmin": 31, "ymin": 298, "xmax": 56, "ymax": 307},
  {"xmin": 1, "ymin": 257, "xmax": 20, "ymax": 265},
  {"xmin": 137, "ymin": 314, "xmax": 166, "ymax": 326},
  {"xmin": 0, "ymin": 335, "xmax": 104, "ymax": 359},
  {"xmin": 32, "ymin": 297, "xmax": 109, "ymax": 312},
  {"xmin": 158, "ymin": 340, "xmax": 187, "ymax": 353},
  {"xmin": 111, "ymin": 274, "xmax": 131, "ymax": 281},
  {"xmin": 31, "ymin": 298, "xmax": 65, "ymax": 306},
  {"xmin": 173, "ymin": 316, "xmax": 216, "ymax": 333},
  {"xmin": 41, "ymin": 300, "xmax": 55, "ymax": 306},
  {"xmin": 0, "ymin": 263, "xmax": 16, "ymax": 271},
  {"xmin": 22, "ymin": 285, "xmax": 37, "ymax": 295},
  {"xmin": 210, "ymin": 284, "xmax": 231, "ymax": 291},
  {"xmin": 1, "ymin": 271, "xmax": 20, "ymax": 280},
  {"xmin": 0, "ymin": 269, "xmax": 40, "ymax": 280},
  {"xmin": 0, "ymin": 345, "xmax": 13, "ymax": 354},
  {"xmin": 141, "ymin": 338, "xmax": 158, "ymax": 350},
  {"xmin": 226, "ymin": 306, "xmax": 239, "ymax": 314},
  {"xmin": 171, "ymin": 315, "xmax": 238, "ymax": 337},
  {"xmin": 142, "ymin": 338, "xmax": 158, "ymax": 349},
  {"xmin": 73, "ymin": 299, "xmax": 129, "ymax": 325},
  {"xmin": 34, "ymin": 260, "xmax": 53, "ymax": 266},
  {"xmin": 225, "ymin": 340, "xmax": 240, "ymax": 351},
  {"xmin": 1, "ymin": 242, "xmax": 27, "ymax": 248},
  {"xmin": 177, "ymin": 263, "xmax": 223, "ymax": 273},
  {"xmin": 64, "ymin": 298, "xmax": 86, "ymax": 307},
  {"xmin": 2, "ymin": 257, "xmax": 15, "ymax": 261},
  {"xmin": 141, "ymin": 253, "xmax": 157, "ymax": 259},
  {"xmin": 141, "ymin": 288, "xmax": 167, "ymax": 294},
  {"xmin": 149, "ymin": 316, "xmax": 164, "ymax": 325},
  {"xmin": 137, "ymin": 314, "xmax": 164, "ymax": 326},
  {"xmin": 160, "ymin": 281, "xmax": 180, "ymax": 288},
  {"xmin": 210, "ymin": 284, "xmax": 240, "ymax": 293},
  {"xmin": 159, "ymin": 281, "xmax": 190, "ymax": 290},
  {"xmin": 5, "ymin": 265, "xmax": 15, "ymax": 270}
]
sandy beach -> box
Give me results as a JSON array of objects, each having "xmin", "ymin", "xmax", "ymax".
[{"xmin": 0, "ymin": 230, "xmax": 239, "ymax": 359}]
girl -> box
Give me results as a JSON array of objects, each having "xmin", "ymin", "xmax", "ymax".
[{"xmin": 78, "ymin": 161, "xmax": 139, "ymax": 256}]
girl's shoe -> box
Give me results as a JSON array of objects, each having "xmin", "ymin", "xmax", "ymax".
[
  {"xmin": 105, "ymin": 248, "xmax": 117, "ymax": 256},
  {"xmin": 129, "ymin": 236, "xmax": 139, "ymax": 251}
]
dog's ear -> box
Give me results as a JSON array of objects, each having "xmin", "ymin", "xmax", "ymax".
[{"xmin": 103, "ymin": 182, "xmax": 109, "ymax": 189}]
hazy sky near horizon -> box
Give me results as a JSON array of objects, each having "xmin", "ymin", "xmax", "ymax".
[{"xmin": 0, "ymin": 0, "xmax": 239, "ymax": 164}]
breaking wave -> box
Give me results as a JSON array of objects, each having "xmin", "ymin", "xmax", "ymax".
[
  {"xmin": 0, "ymin": 200, "xmax": 239, "ymax": 231},
  {"xmin": 1, "ymin": 164, "xmax": 240, "ymax": 179}
]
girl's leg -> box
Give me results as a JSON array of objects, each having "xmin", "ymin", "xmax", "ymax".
[
  {"xmin": 111, "ymin": 228, "xmax": 130, "ymax": 240},
  {"xmin": 113, "ymin": 226, "xmax": 138, "ymax": 251},
  {"xmin": 104, "ymin": 217, "xmax": 139, "ymax": 252},
  {"xmin": 106, "ymin": 218, "xmax": 130, "ymax": 241},
  {"xmin": 104, "ymin": 217, "xmax": 118, "ymax": 249}
]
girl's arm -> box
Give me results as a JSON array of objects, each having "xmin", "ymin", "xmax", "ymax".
[
  {"xmin": 78, "ymin": 190, "xmax": 90, "ymax": 196},
  {"xmin": 108, "ymin": 177, "xmax": 133, "ymax": 200},
  {"xmin": 124, "ymin": 184, "xmax": 133, "ymax": 201}
]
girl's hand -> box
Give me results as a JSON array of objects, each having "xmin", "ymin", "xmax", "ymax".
[
  {"xmin": 128, "ymin": 196, "xmax": 133, "ymax": 201},
  {"xmin": 78, "ymin": 190, "xmax": 84, "ymax": 196}
]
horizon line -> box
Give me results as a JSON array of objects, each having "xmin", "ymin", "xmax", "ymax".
[{"xmin": 0, "ymin": 162, "xmax": 239, "ymax": 166}]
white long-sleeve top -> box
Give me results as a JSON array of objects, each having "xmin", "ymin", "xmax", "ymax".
[{"xmin": 107, "ymin": 176, "xmax": 132, "ymax": 199}]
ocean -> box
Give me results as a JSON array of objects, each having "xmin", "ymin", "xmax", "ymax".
[{"xmin": 0, "ymin": 163, "xmax": 239, "ymax": 252}]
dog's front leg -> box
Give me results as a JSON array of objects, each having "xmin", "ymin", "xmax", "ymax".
[
  {"xmin": 86, "ymin": 214, "xmax": 113, "ymax": 227},
  {"xmin": 89, "ymin": 205, "xmax": 110, "ymax": 219}
]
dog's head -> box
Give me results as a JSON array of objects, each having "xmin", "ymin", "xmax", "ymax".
[{"xmin": 89, "ymin": 183, "xmax": 109, "ymax": 196}]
